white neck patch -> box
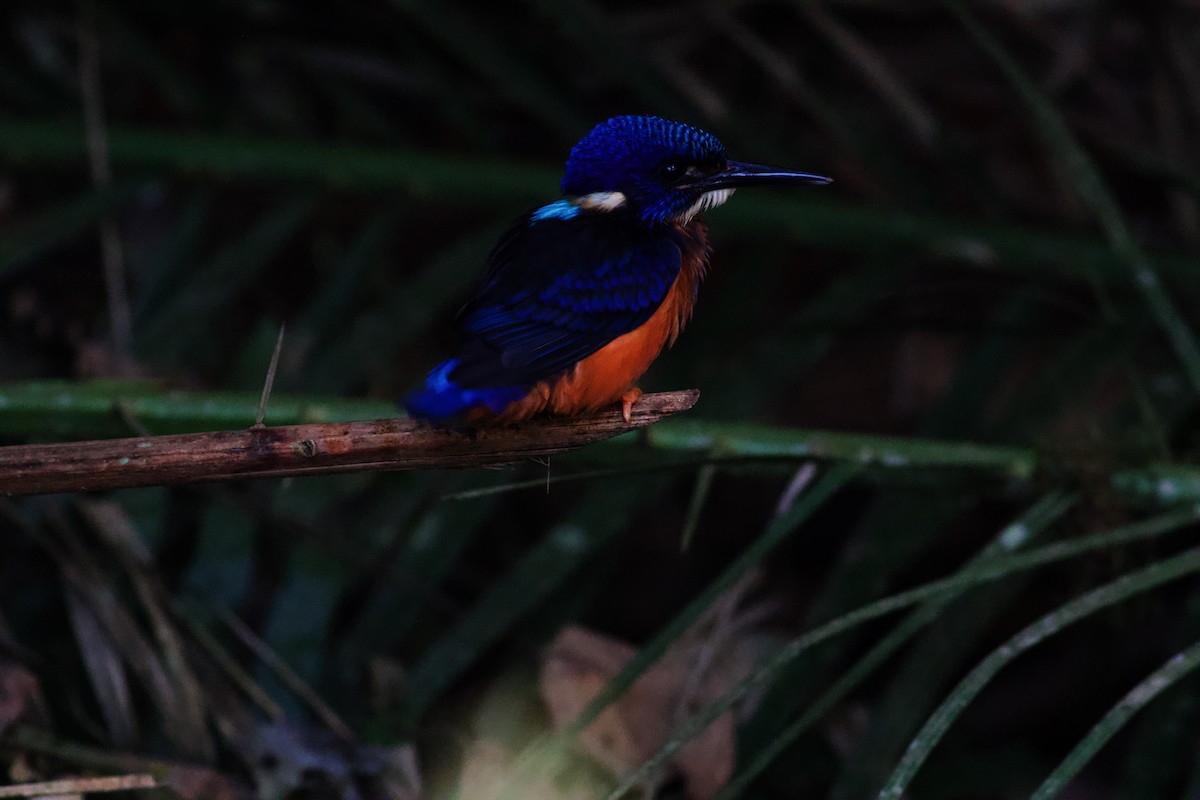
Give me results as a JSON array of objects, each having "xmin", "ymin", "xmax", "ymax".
[
  {"xmin": 676, "ymin": 188, "xmax": 735, "ymax": 223},
  {"xmin": 577, "ymin": 191, "xmax": 627, "ymax": 212}
]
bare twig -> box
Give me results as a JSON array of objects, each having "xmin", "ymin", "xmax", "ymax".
[
  {"xmin": 0, "ymin": 390, "xmax": 700, "ymax": 495},
  {"xmin": 255, "ymin": 324, "xmax": 287, "ymax": 427},
  {"xmin": 773, "ymin": 462, "xmax": 819, "ymax": 517},
  {"xmin": 0, "ymin": 773, "xmax": 157, "ymax": 797},
  {"xmin": 7, "ymin": 726, "xmax": 249, "ymax": 799},
  {"xmin": 798, "ymin": 0, "xmax": 937, "ymax": 147},
  {"xmin": 77, "ymin": 0, "xmax": 133, "ymax": 369},
  {"xmin": 218, "ymin": 608, "xmax": 354, "ymax": 742},
  {"xmin": 179, "ymin": 614, "xmax": 285, "ymax": 721}
]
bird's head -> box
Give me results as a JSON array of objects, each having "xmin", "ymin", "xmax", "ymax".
[{"xmin": 561, "ymin": 115, "xmax": 830, "ymax": 226}]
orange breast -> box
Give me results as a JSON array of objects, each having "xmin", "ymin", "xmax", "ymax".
[{"xmin": 490, "ymin": 221, "xmax": 710, "ymax": 422}]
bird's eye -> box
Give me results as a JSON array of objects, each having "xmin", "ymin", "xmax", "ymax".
[{"xmin": 659, "ymin": 161, "xmax": 687, "ymax": 184}]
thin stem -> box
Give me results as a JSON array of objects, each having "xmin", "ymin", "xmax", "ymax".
[{"xmin": 77, "ymin": 0, "xmax": 133, "ymax": 368}]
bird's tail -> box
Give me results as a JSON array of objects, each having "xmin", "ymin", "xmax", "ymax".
[{"xmin": 403, "ymin": 359, "xmax": 527, "ymax": 422}]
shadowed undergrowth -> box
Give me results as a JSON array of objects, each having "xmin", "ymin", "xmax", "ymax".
[{"xmin": 2, "ymin": 2, "xmax": 1200, "ymax": 798}]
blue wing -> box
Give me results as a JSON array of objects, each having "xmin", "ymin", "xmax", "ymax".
[{"xmin": 405, "ymin": 207, "xmax": 682, "ymax": 419}]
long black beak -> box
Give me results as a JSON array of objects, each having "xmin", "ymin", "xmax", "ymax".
[{"xmin": 686, "ymin": 160, "xmax": 832, "ymax": 191}]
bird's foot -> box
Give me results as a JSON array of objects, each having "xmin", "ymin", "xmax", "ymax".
[{"xmin": 620, "ymin": 387, "xmax": 643, "ymax": 424}]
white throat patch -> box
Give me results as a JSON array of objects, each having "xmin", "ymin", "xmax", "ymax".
[{"xmin": 677, "ymin": 188, "xmax": 735, "ymax": 223}]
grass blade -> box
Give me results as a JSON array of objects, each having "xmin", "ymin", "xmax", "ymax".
[
  {"xmin": 876, "ymin": 548, "xmax": 1200, "ymax": 799},
  {"xmin": 497, "ymin": 463, "xmax": 858, "ymax": 800},
  {"xmin": 571, "ymin": 463, "xmax": 857, "ymax": 738},
  {"xmin": 402, "ymin": 483, "xmax": 652, "ymax": 721},
  {"xmin": 389, "ymin": 0, "xmax": 585, "ymax": 137},
  {"xmin": 943, "ymin": 0, "xmax": 1200, "ymax": 396},
  {"xmin": 0, "ymin": 381, "xmax": 397, "ymax": 438},
  {"xmin": 717, "ymin": 489, "xmax": 1076, "ymax": 799},
  {"xmin": 0, "ymin": 185, "xmax": 135, "ymax": 276},
  {"xmin": 608, "ymin": 504, "xmax": 1200, "ymax": 798},
  {"xmin": 1030, "ymin": 638, "xmax": 1200, "ymax": 800},
  {"xmin": 2, "ymin": 118, "xmax": 1197, "ymax": 287},
  {"xmin": 648, "ymin": 420, "xmax": 1037, "ymax": 480}
]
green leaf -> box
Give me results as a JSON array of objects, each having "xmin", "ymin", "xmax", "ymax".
[
  {"xmin": 877, "ymin": 547, "xmax": 1200, "ymax": 799},
  {"xmin": 0, "ymin": 381, "xmax": 397, "ymax": 439}
]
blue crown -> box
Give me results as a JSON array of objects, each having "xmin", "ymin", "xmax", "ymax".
[{"xmin": 561, "ymin": 115, "xmax": 727, "ymax": 197}]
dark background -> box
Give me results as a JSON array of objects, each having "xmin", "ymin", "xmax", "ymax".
[{"xmin": 2, "ymin": 1, "xmax": 1200, "ymax": 798}]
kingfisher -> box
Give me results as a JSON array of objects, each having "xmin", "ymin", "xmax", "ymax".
[{"xmin": 404, "ymin": 115, "xmax": 830, "ymax": 424}]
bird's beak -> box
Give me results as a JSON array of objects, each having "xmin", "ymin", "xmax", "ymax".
[{"xmin": 686, "ymin": 160, "xmax": 832, "ymax": 191}]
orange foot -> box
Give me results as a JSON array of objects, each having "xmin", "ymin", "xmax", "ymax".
[{"xmin": 620, "ymin": 387, "xmax": 643, "ymax": 424}]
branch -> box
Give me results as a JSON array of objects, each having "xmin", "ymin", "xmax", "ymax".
[{"xmin": 0, "ymin": 390, "xmax": 700, "ymax": 496}]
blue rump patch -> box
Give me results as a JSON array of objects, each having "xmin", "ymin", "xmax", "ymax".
[
  {"xmin": 403, "ymin": 359, "xmax": 527, "ymax": 422},
  {"xmin": 530, "ymin": 200, "xmax": 579, "ymax": 223}
]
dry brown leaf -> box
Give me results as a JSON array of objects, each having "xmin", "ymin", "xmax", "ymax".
[
  {"xmin": 0, "ymin": 659, "xmax": 42, "ymax": 735},
  {"xmin": 539, "ymin": 625, "xmax": 737, "ymax": 799},
  {"xmin": 62, "ymin": 585, "xmax": 138, "ymax": 746},
  {"xmin": 540, "ymin": 629, "xmax": 643, "ymax": 779},
  {"xmin": 77, "ymin": 499, "xmax": 214, "ymax": 760},
  {"xmin": 50, "ymin": 508, "xmax": 217, "ymax": 760},
  {"xmin": 669, "ymin": 664, "xmax": 736, "ymax": 800}
]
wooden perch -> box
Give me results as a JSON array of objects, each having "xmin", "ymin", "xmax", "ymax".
[{"xmin": 0, "ymin": 390, "xmax": 699, "ymax": 496}]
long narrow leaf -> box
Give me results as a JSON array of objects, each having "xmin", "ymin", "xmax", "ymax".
[
  {"xmin": 403, "ymin": 483, "xmax": 652, "ymax": 720},
  {"xmin": 943, "ymin": 0, "xmax": 1200, "ymax": 396},
  {"xmin": 2, "ymin": 119, "xmax": 1197, "ymax": 285},
  {"xmin": 876, "ymin": 548, "xmax": 1200, "ymax": 799},
  {"xmin": 718, "ymin": 489, "xmax": 1077, "ymax": 799},
  {"xmin": 608, "ymin": 505, "xmax": 1200, "ymax": 798},
  {"xmin": 1030, "ymin": 637, "xmax": 1200, "ymax": 800},
  {"xmin": 498, "ymin": 463, "xmax": 859, "ymax": 800}
]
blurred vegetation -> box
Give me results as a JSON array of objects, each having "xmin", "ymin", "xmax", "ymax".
[{"xmin": 2, "ymin": 1, "xmax": 1200, "ymax": 798}]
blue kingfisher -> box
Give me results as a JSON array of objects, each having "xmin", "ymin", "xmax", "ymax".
[{"xmin": 405, "ymin": 114, "xmax": 831, "ymax": 423}]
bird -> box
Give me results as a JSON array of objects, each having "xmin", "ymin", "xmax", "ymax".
[{"xmin": 404, "ymin": 114, "xmax": 830, "ymax": 425}]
